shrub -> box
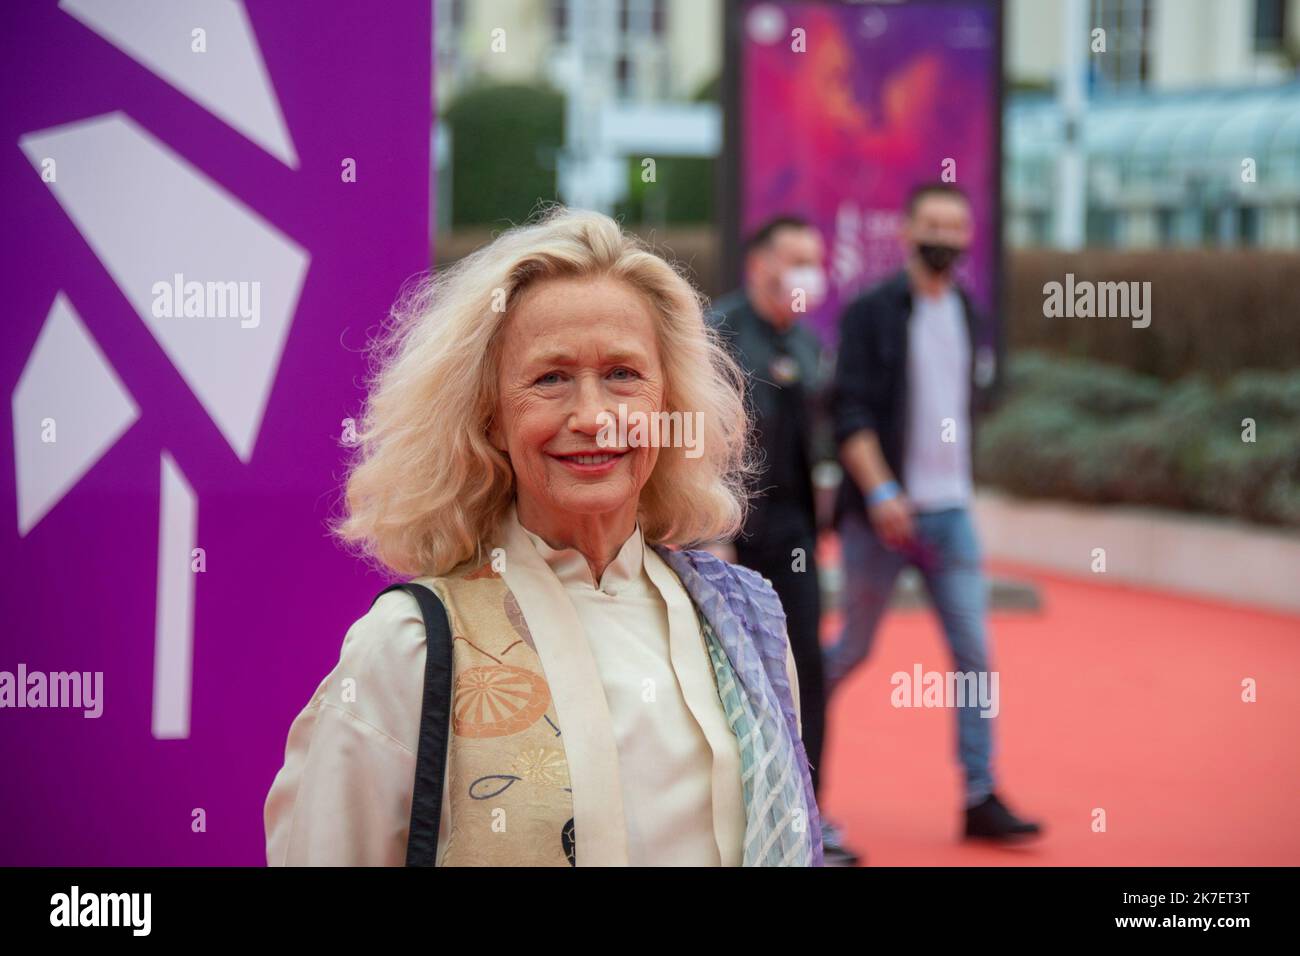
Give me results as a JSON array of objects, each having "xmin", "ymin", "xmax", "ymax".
[
  {"xmin": 976, "ymin": 351, "xmax": 1300, "ymax": 526},
  {"xmin": 442, "ymin": 83, "xmax": 564, "ymax": 227}
]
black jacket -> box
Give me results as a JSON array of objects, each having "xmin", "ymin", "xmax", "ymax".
[
  {"xmin": 709, "ymin": 290, "xmax": 828, "ymax": 548},
  {"xmin": 831, "ymin": 270, "xmax": 1003, "ymax": 526}
]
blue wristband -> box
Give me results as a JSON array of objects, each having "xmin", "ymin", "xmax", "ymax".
[{"xmin": 867, "ymin": 480, "xmax": 901, "ymax": 506}]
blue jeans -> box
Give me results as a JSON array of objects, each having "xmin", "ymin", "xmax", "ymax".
[{"xmin": 823, "ymin": 507, "xmax": 996, "ymax": 807}]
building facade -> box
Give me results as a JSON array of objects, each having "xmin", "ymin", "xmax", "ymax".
[{"xmin": 433, "ymin": 0, "xmax": 1300, "ymax": 247}]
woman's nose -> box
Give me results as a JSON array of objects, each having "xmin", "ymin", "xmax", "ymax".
[{"xmin": 568, "ymin": 377, "xmax": 614, "ymax": 435}]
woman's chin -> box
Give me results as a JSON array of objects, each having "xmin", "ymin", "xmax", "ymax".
[{"xmin": 550, "ymin": 483, "xmax": 638, "ymax": 518}]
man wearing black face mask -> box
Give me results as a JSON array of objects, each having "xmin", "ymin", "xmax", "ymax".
[{"xmin": 826, "ymin": 183, "xmax": 1042, "ymax": 843}]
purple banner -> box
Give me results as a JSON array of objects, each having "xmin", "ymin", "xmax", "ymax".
[
  {"xmin": 1, "ymin": 0, "xmax": 430, "ymax": 864},
  {"xmin": 739, "ymin": 0, "xmax": 1000, "ymax": 342}
]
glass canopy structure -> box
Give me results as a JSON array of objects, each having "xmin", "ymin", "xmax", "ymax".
[{"xmin": 1006, "ymin": 81, "xmax": 1300, "ymax": 248}]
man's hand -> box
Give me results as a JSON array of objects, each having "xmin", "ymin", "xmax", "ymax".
[
  {"xmin": 840, "ymin": 430, "xmax": 913, "ymax": 549},
  {"xmin": 869, "ymin": 494, "xmax": 914, "ymax": 551}
]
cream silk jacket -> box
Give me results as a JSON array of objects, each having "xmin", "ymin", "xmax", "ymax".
[{"xmin": 264, "ymin": 503, "xmax": 801, "ymax": 866}]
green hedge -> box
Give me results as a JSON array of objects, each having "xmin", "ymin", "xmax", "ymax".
[
  {"xmin": 975, "ymin": 351, "xmax": 1300, "ymax": 526},
  {"xmin": 615, "ymin": 155, "xmax": 714, "ymax": 225},
  {"xmin": 442, "ymin": 83, "xmax": 564, "ymax": 227}
]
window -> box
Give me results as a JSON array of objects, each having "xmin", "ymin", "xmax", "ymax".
[
  {"xmin": 436, "ymin": 0, "xmax": 467, "ymax": 88},
  {"xmin": 1090, "ymin": 0, "xmax": 1151, "ymax": 91},
  {"xmin": 551, "ymin": 0, "xmax": 569, "ymax": 45},
  {"xmin": 618, "ymin": 0, "xmax": 668, "ymax": 98},
  {"xmin": 1086, "ymin": 206, "xmax": 1120, "ymax": 246},
  {"xmin": 620, "ymin": 0, "xmax": 667, "ymax": 36},
  {"xmin": 1254, "ymin": 0, "xmax": 1287, "ymax": 51},
  {"xmin": 550, "ymin": 0, "xmax": 669, "ymax": 100},
  {"xmin": 1238, "ymin": 206, "xmax": 1261, "ymax": 246},
  {"xmin": 1157, "ymin": 208, "xmax": 1176, "ymax": 245},
  {"xmin": 1202, "ymin": 207, "xmax": 1221, "ymax": 246},
  {"xmin": 553, "ymin": 0, "xmax": 665, "ymax": 44}
]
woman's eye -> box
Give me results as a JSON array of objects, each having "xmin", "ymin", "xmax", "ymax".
[
  {"xmin": 609, "ymin": 367, "xmax": 639, "ymax": 381},
  {"xmin": 535, "ymin": 371, "xmax": 563, "ymax": 386}
]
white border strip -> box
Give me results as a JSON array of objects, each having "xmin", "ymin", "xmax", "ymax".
[
  {"xmin": 152, "ymin": 450, "xmax": 197, "ymax": 739},
  {"xmin": 973, "ymin": 490, "xmax": 1300, "ymax": 614}
]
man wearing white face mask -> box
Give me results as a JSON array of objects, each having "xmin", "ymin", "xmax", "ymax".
[{"xmin": 709, "ymin": 216, "xmax": 859, "ymax": 865}]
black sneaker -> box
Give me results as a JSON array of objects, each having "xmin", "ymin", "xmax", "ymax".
[
  {"xmin": 964, "ymin": 793, "xmax": 1043, "ymax": 841},
  {"xmin": 820, "ymin": 819, "xmax": 863, "ymax": 866}
]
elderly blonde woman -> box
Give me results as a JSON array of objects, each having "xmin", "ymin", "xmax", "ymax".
[{"xmin": 264, "ymin": 206, "xmax": 824, "ymax": 867}]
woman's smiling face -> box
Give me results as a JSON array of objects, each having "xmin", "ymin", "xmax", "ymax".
[{"xmin": 491, "ymin": 275, "xmax": 665, "ymax": 524}]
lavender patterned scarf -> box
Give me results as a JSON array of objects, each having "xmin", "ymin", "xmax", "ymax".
[{"xmin": 654, "ymin": 546, "xmax": 824, "ymax": 867}]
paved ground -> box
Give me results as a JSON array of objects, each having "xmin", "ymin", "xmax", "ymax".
[{"xmin": 816, "ymin": 555, "xmax": 1300, "ymax": 866}]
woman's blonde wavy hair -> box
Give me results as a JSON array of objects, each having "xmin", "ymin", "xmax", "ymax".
[{"xmin": 333, "ymin": 205, "xmax": 756, "ymax": 577}]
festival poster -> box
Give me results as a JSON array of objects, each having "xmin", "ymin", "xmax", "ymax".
[{"xmin": 737, "ymin": 0, "xmax": 1001, "ymax": 344}]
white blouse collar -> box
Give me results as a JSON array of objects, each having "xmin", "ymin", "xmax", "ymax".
[{"xmin": 512, "ymin": 503, "xmax": 645, "ymax": 597}]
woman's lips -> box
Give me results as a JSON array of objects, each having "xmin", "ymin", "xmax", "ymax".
[{"xmin": 548, "ymin": 449, "xmax": 629, "ymax": 476}]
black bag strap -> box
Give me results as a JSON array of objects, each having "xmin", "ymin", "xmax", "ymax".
[{"xmin": 371, "ymin": 582, "xmax": 452, "ymax": 867}]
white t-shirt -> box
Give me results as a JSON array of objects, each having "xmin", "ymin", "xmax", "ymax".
[{"xmin": 903, "ymin": 287, "xmax": 972, "ymax": 512}]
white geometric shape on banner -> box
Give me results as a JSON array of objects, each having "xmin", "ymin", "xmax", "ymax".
[
  {"xmin": 153, "ymin": 450, "xmax": 197, "ymax": 740},
  {"xmin": 60, "ymin": 0, "xmax": 299, "ymax": 168},
  {"xmin": 20, "ymin": 112, "xmax": 310, "ymax": 463},
  {"xmin": 12, "ymin": 293, "xmax": 141, "ymax": 536}
]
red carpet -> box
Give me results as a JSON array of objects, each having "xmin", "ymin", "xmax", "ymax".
[{"xmin": 817, "ymin": 558, "xmax": 1300, "ymax": 865}]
